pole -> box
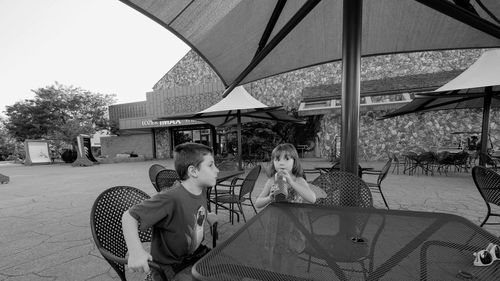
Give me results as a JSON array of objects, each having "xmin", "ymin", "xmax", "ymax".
[
  {"xmin": 237, "ymin": 111, "xmax": 243, "ymax": 170},
  {"xmin": 479, "ymin": 87, "xmax": 492, "ymax": 165},
  {"xmin": 341, "ymin": 0, "xmax": 362, "ymax": 177},
  {"xmin": 340, "ymin": 0, "xmax": 362, "ymax": 206}
]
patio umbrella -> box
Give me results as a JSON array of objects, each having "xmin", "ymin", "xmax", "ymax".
[
  {"xmin": 380, "ymin": 49, "xmax": 500, "ymax": 164},
  {"xmin": 156, "ymin": 86, "xmax": 304, "ymax": 170},
  {"xmin": 120, "ymin": 0, "xmax": 500, "ymax": 176}
]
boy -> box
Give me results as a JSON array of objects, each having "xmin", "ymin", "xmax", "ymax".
[{"xmin": 122, "ymin": 143, "xmax": 219, "ymax": 280}]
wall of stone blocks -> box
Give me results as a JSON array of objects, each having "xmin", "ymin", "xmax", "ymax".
[
  {"xmin": 101, "ymin": 134, "xmax": 154, "ymax": 158},
  {"xmin": 148, "ymin": 48, "xmax": 499, "ymax": 161},
  {"xmin": 319, "ymin": 108, "xmax": 500, "ymax": 160},
  {"xmin": 155, "ymin": 128, "xmax": 172, "ymax": 159}
]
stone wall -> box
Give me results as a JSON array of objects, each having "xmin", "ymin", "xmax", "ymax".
[
  {"xmin": 155, "ymin": 128, "xmax": 172, "ymax": 159},
  {"xmin": 320, "ymin": 109, "xmax": 500, "ymax": 160},
  {"xmin": 154, "ymin": 51, "xmax": 219, "ymax": 90},
  {"xmin": 153, "ymin": 49, "xmax": 497, "ymax": 160}
]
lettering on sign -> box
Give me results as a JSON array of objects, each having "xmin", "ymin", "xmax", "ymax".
[{"xmin": 141, "ymin": 119, "xmax": 198, "ymax": 127}]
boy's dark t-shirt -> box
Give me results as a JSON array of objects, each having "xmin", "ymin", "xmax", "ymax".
[{"xmin": 128, "ymin": 181, "xmax": 208, "ymax": 267}]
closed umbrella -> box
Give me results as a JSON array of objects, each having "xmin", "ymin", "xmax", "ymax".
[
  {"xmin": 156, "ymin": 86, "xmax": 304, "ymax": 169},
  {"xmin": 380, "ymin": 49, "xmax": 500, "ymax": 164}
]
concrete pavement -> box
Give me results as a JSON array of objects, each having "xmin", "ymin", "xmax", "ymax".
[{"xmin": 0, "ymin": 158, "xmax": 498, "ymax": 280}]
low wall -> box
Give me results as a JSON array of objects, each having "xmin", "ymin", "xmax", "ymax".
[{"xmin": 101, "ymin": 134, "xmax": 154, "ymax": 158}]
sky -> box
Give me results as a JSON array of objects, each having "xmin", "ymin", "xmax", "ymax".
[{"xmin": 0, "ymin": 0, "xmax": 190, "ymax": 116}]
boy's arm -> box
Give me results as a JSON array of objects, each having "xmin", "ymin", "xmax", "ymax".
[{"xmin": 122, "ymin": 210, "xmax": 152, "ymax": 273}]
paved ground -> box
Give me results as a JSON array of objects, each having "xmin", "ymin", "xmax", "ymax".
[{"xmin": 0, "ymin": 158, "xmax": 499, "ymax": 280}]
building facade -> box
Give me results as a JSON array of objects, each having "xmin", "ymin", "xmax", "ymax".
[{"xmin": 104, "ymin": 49, "xmax": 500, "ymax": 160}]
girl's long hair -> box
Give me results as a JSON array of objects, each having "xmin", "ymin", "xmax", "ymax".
[{"xmin": 266, "ymin": 143, "xmax": 304, "ymax": 178}]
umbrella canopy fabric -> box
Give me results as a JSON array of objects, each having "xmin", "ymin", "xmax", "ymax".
[
  {"xmin": 156, "ymin": 86, "xmax": 303, "ymax": 127},
  {"xmin": 380, "ymin": 50, "xmax": 500, "ymax": 116},
  {"xmin": 380, "ymin": 49, "xmax": 500, "ymax": 162},
  {"xmin": 120, "ymin": 0, "xmax": 500, "ymax": 87},
  {"xmin": 196, "ymin": 86, "xmax": 302, "ymax": 126}
]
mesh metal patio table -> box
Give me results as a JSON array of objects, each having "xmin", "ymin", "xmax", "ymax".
[{"xmin": 192, "ymin": 203, "xmax": 500, "ymax": 280}]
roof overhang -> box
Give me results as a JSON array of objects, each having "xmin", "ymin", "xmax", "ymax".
[{"xmin": 298, "ymin": 70, "xmax": 463, "ymax": 116}]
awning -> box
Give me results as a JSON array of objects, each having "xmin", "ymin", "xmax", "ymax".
[{"xmin": 298, "ymin": 70, "xmax": 464, "ymax": 116}]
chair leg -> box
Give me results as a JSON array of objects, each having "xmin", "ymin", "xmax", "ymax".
[
  {"xmin": 480, "ymin": 212, "xmax": 490, "ymax": 227},
  {"xmin": 237, "ymin": 203, "xmax": 246, "ymax": 223},
  {"xmin": 248, "ymin": 198, "xmax": 258, "ymax": 214},
  {"xmin": 230, "ymin": 202, "xmax": 235, "ymax": 224},
  {"xmin": 378, "ymin": 186, "xmax": 390, "ymax": 210}
]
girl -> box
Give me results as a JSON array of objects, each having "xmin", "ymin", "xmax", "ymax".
[{"xmin": 256, "ymin": 143, "xmax": 316, "ymax": 208}]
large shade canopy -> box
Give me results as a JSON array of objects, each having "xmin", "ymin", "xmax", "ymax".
[
  {"xmin": 120, "ymin": 0, "xmax": 500, "ymax": 178},
  {"xmin": 380, "ymin": 49, "xmax": 500, "ymax": 163},
  {"xmin": 157, "ymin": 86, "xmax": 304, "ymax": 169},
  {"xmin": 121, "ymin": 0, "xmax": 500, "ymax": 87}
]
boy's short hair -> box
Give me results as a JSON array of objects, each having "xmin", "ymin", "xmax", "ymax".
[{"xmin": 174, "ymin": 143, "xmax": 214, "ymax": 180}]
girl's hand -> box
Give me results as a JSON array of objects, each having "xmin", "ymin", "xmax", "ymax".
[
  {"xmin": 279, "ymin": 169, "xmax": 293, "ymax": 183},
  {"xmin": 269, "ymin": 185, "xmax": 279, "ymax": 200}
]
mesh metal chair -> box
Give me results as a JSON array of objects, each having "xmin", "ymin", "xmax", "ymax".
[
  {"xmin": 90, "ymin": 186, "xmax": 219, "ymax": 281},
  {"xmin": 310, "ymin": 171, "xmax": 373, "ymax": 207},
  {"xmin": 90, "ymin": 186, "xmax": 161, "ymax": 281},
  {"xmin": 389, "ymin": 153, "xmax": 404, "ymax": 175},
  {"xmin": 211, "ymin": 160, "xmax": 241, "ymax": 206},
  {"xmin": 215, "ymin": 165, "xmax": 261, "ymax": 224},
  {"xmin": 480, "ymin": 152, "xmax": 500, "ymax": 171},
  {"xmin": 472, "ymin": 166, "xmax": 500, "ymax": 227},
  {"xmin": 304, "ymin": 171, "xmax": 381, "ymax": 278},
  {"xmin": 149, "ymin": 164, "xmax": 166, "ymax": 191},
  {"xmin": 363, "ymin": 158, "xmax": 392, "ymax": 209},
  {"xmin": 155, "ymin": 169, "xmax": 180, "ymax": 192}
]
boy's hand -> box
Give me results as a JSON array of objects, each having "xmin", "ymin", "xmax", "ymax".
[
  {"xmin": 127, "ymin": 248, "xmax": 152, "ymax": 273},
  {"xmin": 207, "ymin": 212, "xmax": 222, "ymax": 225}
]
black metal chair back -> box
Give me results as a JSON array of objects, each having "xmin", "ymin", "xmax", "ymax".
[
  {"xmin": 472, "ymin": 166, "xmax": 500, "ymax": 227},
  {"xmin": 149, "ymin": 164, "xmax": 166, "ymax": 190},
  {"xmin": 90, "ymin": 186, "xmax": 153, "ymax": 281},
  {"xmin": 238, "ymin": 165, "xmax": 261, "ymax": 200},
  {"xmin": 155, "ymin": 169, "xmax": 180, "ymax": 192},
  {"xmin": 311, "ymin": 171, "xmax": 372, "ymax": 208},
  {"xmin": 215, "ymin": 165, "xmax": 261, "ymax": 224},
  {"xmin": 377, "ymin": 158, "xmax": 393, "ymax": 186}
]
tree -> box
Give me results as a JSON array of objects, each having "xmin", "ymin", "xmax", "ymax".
[
  {"xmin": 3, "ymin": 82, "xmax": 116, "ymax": 151},
  {"xmin": 0, "ymin": 119, "xmax": 19, "ymax": 160}
]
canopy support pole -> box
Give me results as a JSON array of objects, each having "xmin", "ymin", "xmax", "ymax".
[
  {"xmin": 340, "ymin": 0, "xmax": 361, "ymax": 175},
  {"xmin": 237, "ymin": 110, "xmax": 243, "ymax": 170},
  {"xmin": 340, "ymin": 0, "xmax": 362, "ymax": 206},
  {"xmin": 222, "ymin": 0, "xmax": 321, "ymax": 98},
  {"xmin": 479, "ymin": 86, "xmax": 492, "ymax": 166}
]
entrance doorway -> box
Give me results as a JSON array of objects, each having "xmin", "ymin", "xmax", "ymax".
[{"xmin": 172, "ymin": 127, "xmax": 213, "ymax": 148}]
